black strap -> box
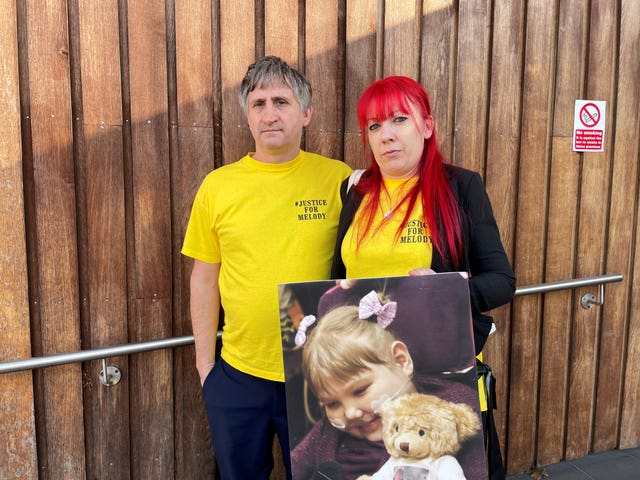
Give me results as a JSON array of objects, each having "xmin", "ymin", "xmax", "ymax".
[
  {"xmin": 478, "ymin": 359, "xmax": 506, "ymax": 478},
  {"xmin": 476, "ymin": 358, "xmax": 497, "ymax": 411}
]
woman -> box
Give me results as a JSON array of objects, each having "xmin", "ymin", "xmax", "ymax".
[{"xmin": 331, "ymin": 76, "xmax": 516, "ymax": 479}]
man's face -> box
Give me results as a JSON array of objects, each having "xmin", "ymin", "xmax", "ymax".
[{"xmin": 246, "ymin": 81, "xmax": 312, "ymax": 163}]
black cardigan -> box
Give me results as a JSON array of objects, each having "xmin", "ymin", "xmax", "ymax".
[{"xmin": 330, "ymin": 164, "xmax": 516, "ymax": 353}]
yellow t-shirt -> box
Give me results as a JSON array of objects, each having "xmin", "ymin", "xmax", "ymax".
[
  {"xmin": 182, "ymin": 151, "xmax": 352, "ymax": 381},
  {"xmin": 342, "ymin": 177, "xmax": 432, "ymax": 278}
]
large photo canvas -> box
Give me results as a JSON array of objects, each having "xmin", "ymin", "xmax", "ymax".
[{"xmin": 279, "ymin": 273, "xmax": 487, "ymax": 480}]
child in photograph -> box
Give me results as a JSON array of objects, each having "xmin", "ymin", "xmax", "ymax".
[{"xmin": 290, "ymin": 287, "xmax": 483, "ymax": 480}]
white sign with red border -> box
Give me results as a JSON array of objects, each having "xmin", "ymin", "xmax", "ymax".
[{"xmin": 573, "ymin": 100, "xmax": 606, "ymax": 152}]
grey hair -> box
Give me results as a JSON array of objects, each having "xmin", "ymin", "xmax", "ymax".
[{"xmin": 238, "ymin": 56, "xmax": 312, "ymax": 113}]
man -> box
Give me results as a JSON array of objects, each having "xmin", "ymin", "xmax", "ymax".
[{"xmin": 181, "ymin": 56, "xmax": 352, "ymax": 479}]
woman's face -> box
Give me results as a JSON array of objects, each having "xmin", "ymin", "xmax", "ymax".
[
  {"xmin": 316, "ymin": 342, "xmax": 415, "ymax": 442},
  {"xmin": 366, "ymin": 103, "xmax": 434, "ymax": 179}
]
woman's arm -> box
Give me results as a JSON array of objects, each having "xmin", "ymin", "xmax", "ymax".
[{"xmin": 460, "ymin": 171, "xmax": 516, "ymax": 314}]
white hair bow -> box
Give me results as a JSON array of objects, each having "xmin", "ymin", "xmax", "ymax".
[
  {"xmin": 358, "ymin": 290, "xmax": 397, "ymax": 328},
  {"xmin": 294, "ymin": 315, "xmax": 317, "ymax": 346}
]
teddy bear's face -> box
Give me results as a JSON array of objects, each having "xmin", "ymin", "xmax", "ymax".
[
  {"xmin": 380, "ymin": 393, "xmax": 480, "ymax": 459},
  {"xmin": 382, "ymin": 410, "xmax": 458, "ymax": 459}
]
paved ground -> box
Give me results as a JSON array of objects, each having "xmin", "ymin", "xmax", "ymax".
[{"xmin": 506, "ymin": 447, "xmax": 640, "ymax": 480}]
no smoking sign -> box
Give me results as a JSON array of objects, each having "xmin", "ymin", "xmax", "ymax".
[{"xmin": 573, "ymin": 100, "xmax": 606, "ymax": 152}]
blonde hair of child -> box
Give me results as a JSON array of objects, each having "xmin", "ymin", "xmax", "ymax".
[{"xmin": 302, "ymin": 304, "xmax": 399, "ymax": 396}]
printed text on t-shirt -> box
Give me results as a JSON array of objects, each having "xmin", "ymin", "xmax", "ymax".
[
  {"xmin": 295, "ymin": 199, "xmax": 328, "ymax": 220},
  {"xmin": 400, "ymin": 219, "xmax": 430, "ymax": 243}
]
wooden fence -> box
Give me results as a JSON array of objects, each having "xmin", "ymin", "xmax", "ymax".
[{"xmin": 1, "ymin": 0, "xmax": 638, "ymax": 478}]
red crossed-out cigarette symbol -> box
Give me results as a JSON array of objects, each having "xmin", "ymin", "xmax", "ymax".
[{"xmin": 579, "ymin": 103, "xmax": 600, "ymax": 128}]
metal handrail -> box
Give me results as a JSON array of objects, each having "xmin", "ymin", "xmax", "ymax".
[
  {"xmin": 513, "ymin": 273, "xmax": 623, "ymax": 296},
  {"xmin": 0, "ymin": 336, "xmax": 198, "ymax": 375},
  {"xmin": 0, "ymin": 274, "xmax": 623, "ymax": 375}
]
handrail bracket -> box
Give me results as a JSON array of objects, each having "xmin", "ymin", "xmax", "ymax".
[
  {"xmin": 99, "ymin": 358, "xmax": 122, "ymax": 386},
  {"xmin": 580, "ymin": 283, "xmax": 605, "ymax": 310}
]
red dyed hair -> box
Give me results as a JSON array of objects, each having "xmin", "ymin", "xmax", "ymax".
[{"xmin": 355, "ymin": 76, "xmax": 462, "ymax": 267}]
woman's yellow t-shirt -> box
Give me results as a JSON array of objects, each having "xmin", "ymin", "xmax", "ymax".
[{"xmin": 342, "ymin": 177, "xmax": 432, "ymax": 278}]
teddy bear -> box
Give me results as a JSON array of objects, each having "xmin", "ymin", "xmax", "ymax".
[{"xmin": 356, "ymin": 392, "xmax": 481, "ymax": 480}]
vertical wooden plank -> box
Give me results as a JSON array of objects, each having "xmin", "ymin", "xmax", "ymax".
[
  {"xmin": 128, "ymin": 1, "xmax": 172, "ymax": 299},
  {"xmin": 0, "ymin": 370, "xmax": 37, "ymax": 479},
  {"xmin": 383, "ymin": 0, "xmax": 421, "ymax": 78},
  {"xmin": 537, "ymin": 135, "xmax": 579, "ymax": 465},
  {"xmin": 621, "ymin": 222, "xmax": 640, "ymax": 448},
  {"xmin": 129, "ymin": 303, "xmax": 174, "ymax": 479},
  {"xmin": 83, "ymin": 126, "xmax": 130, "ymax": 478},
  {"xmin": 452, "ymin": 0, "xmax": 490, "ymax": 173},
  {"xmin": 541, "ymin": 0, "xmax": 589, "ymax": 465},
  {"xmin": 530, "ymin": 3, "xmax": 604, "ymax": 459},
  {"xmin": 536, "ymin": 132, "xmax": 582, "ymax": 473},
  {"xmin": 343, "ymin": 0, "xmax": 377, "ymax": 168},
  {"xmin": 265, "ymin": 0, "xmax": 298, "ymax": 67},
  {"xmin": 127, "ymin": 0, "xmax": 174, "ymax": 477},
  {"xmin": 78, "ymin": 0, "xmax": 122, "ymax": 126},
  {"xmin": 617, "ymin": 0, "xmax": 640, "ymax": 450},
  {"xmin": 76, "ymin": 2, "xmax": 130, "ymax": 478},
  {"xmin": 420, "ymin": 1, "xmax": 457, "ymax": 160},
  {"xmin": 174, "ymin": 132, "xmax": 216, "ymax": 479},
  {"xmin": 494, "ymin": 0, "xmax": 550, "ymax": 471},
  {"xmin": 174, "ymin": 1, "xmax": 217, "ymax": 478},
  {"xmin": 590, "ymin": 0, "xmax": 629, "ymax": 454},
  {"xmin": 220, "ymin": 0, "xmax": 255, "ymax": 164},
  {"xmin": 542, "ymin": 0, "xmax": 587, "ymax": 465},
  {"xmin": 528, "ymin": 1, "xmax": 577, "ymax": 467},
  {"xmin": 528, "ymin": 1, "xmax": 576, "ymax": 468},
  {"xmin": 305, "ymin": 0, "xmax": 342, "ymax": 159},
  {"xmin": 127, "ymin": 2, "xmax": 172, "ymax": 318},
  {"xmin": 176, "ymin": 0, "xmax": 213, "ymax": 128},
  {"xmin": 566, "ymin": 0, "xmax": 617, "ymax": 459},
  {"xmin": 210, "ymin": 2, "xmax": 223, "ymax": 170},
  {"xmin": 482, "ymin": 0, "xmax": 524, "ymax": 465},
  {"xmin": 24, "ymin": 0, "xmax": 86, "ymax": 477},
  {"xmin": 0, "ymin": 0, "xmax": 38, "ymax": 477}
]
